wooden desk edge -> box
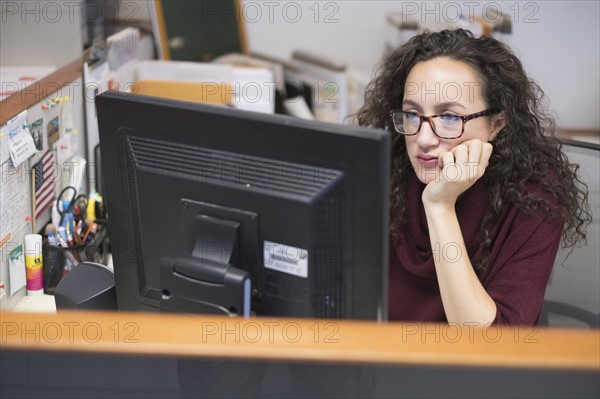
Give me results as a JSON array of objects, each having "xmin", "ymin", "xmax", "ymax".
[
  {"xmin": 0, "ymin": 49, "xmax": 92, "ymax": 126},
  {"xmin": 1, "ymin": 311, "xmax": 598, "ymax": 371},
  {"xmin": 556, "ymin": 128, "xmax": 600, "ymax": 137}
]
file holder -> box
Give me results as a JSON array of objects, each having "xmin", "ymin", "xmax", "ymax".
[
  {"xmin": 54, "ymin": 262, "xmax": 116, "ymax": 311},
  {"xmin": 42, "ymin": 223, "xmax": 109, "ymax": 295}
]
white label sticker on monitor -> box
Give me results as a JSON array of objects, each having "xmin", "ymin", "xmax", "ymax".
[{"xmin": 264, "ymin": 241, "xmax": 308, "ymax": 278}]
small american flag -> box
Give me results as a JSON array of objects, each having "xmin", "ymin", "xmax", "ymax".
[{"xmin": 33, "ymin": 150, "xmax": 57, "ymax": 219}]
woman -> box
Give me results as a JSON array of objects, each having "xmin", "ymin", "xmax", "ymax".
[{"xmin": 356, "ymin": 29, "xmax": 590, "ymax": 326}]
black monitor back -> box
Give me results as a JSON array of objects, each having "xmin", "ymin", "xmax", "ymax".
[{"xmin": 97, "ymin": 92, "xmax": 390, "ymax": 320}]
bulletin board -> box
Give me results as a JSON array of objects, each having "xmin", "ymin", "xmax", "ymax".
[{"xmin": 151, "ymin": 0, "xmax": 248, "ymax": 62}]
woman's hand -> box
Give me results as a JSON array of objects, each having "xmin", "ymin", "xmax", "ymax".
[
  {"xmin": 422, "ymin": 139, "xmax": 493, "ymax": 207},
  {"xmin": 421, "ymin": 138, "xmax": 498, "ymax": 325}
]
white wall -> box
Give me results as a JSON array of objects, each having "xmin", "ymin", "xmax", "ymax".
[
  {"xmin": 511, "ymin": 1, "xmax": 599, "ymax": 129},
  {"xmin": 241, "ymin": 0, "xmax": 599, "ymax": 130},
  {"xmin": 0, "ymin": 0, "xmax": 83, "ymax": 68},
  {"xmin": 16, "ymin": 0, "xmax": 597, "ymax": 129}
]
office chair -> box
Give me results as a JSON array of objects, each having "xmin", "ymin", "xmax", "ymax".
[{"xmin": 539, "ymin": 140, "xmax": 600, "ymax": 328}]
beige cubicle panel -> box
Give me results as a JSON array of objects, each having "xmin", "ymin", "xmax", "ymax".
[
  {"xmin": 1, "ymin": 311, "xmax": 598, "ymax": 369},
  {"xmin": 1, "ymin": 311, "xmax": 598, "ymax": 398}
]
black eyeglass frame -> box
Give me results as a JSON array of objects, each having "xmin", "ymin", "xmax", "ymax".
[{"xmin": 390, "ymin": 108, "xmax": 500, "ymax": 139}]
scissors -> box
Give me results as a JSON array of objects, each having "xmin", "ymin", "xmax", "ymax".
[{"xmin": 56, "ymin": 186, "xmax": 89, "ymax": 226}]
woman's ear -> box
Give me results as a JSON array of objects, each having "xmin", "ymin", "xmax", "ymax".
[{"xmin": 489, "ymin": 112, "xmax": 506, "ymax": 141}]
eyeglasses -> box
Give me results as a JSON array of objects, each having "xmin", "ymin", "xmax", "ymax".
[{"xmin": 390, "ymin": 109, "xmax": 500, "ymax": 139}]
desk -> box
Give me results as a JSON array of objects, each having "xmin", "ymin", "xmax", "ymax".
[
  {"xmin": 556, "ymin": 129, "xmax": 600, "ymax": 145},
  {"xmin": 12, "ymin": 295, "xmax": 56, "ymax": 313},
  {"xmin": 9, "ymin": 256, "xmax": 113, "ymax": 314}
]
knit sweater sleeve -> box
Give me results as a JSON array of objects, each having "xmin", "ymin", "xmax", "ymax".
[{"xmin": 484, "ymin": 208, "xmax": 564, "ymax": 326}]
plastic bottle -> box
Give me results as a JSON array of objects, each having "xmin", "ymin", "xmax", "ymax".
[{"xmin": 25, "ymin": 234, "xmax": 44, "ymax": 295}]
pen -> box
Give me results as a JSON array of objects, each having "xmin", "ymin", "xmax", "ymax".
[
  {"xmin": 67, "ymin": 232, "xmax": 81, "ymax": 263},
  {"xmin": 82, "ymin": 222, "xmax": 97, "ymax": 243},
  {"xmin": 75, "ymin": 220, "xmax": 83, "ymax": 236},
  {"xmin": 56, "ymin": 232, "xmax": 76, "ymax": 272},
  {"xmin": 72, "ymin": 228, "xmax": 82, "ymax": 247}
]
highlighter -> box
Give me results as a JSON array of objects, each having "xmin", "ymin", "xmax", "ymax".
[{"xmin": 86, "ymin": 191, "xmax": 97, "ymax": 221}]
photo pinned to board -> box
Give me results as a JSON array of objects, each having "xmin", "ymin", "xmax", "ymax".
[
  {"xmin": 29, "ymin": 119, "xmax": 44, "ymax": 151},
  {"xmin": 47, "ymin": 117, "xmax": 60, "ymax": 146}
]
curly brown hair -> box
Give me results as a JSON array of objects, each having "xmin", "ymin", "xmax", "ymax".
[{"xmin": 355, "ymin": 29, "xmax": 591, "ymax": 272}]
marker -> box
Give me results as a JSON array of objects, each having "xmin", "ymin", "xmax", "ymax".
[
  {"xmin": 58, "ymin": 226, "xmax": 68, "ymax": 243},
  {"xmin": 75, "ymin": 220, "xmax": 83, "ymax": 235},
  {"xmin": 68, "ymin": 213, "xmax": 75, "ymax": 235},
  {"xmin": 47, "ymin": 232, "xmax": 59, "ymax": 247}
]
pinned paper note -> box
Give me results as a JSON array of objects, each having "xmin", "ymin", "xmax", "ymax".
[
  {"xmin": 8, "ymin": 244, "xmax": 26, "ymax": 296},
  {"xmin": 1, "ymin": 162, "xmax": 33, "ymax": 251},
  {"xmin": 7, "ymin": 111, "xmax": 37, "ymax": 167},
  {"xmin": 55, "ymin": 134, "xmax": 77, "ymax": 171},
  {"xmin": 0, "ymin": 125, "xmax": 9, "ymax": 165}
]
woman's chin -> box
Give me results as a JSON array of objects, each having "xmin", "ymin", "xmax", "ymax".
[{"xmin": 413, "ymin": 165, "xmax": 440, "ymax": 185}]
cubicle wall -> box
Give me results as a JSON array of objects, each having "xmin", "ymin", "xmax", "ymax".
[
  {"xmin": 1, "ymin": 312, "xmax": 598, "ymax": 398},
  {"xmin": 0, "ymin": 54, "xmax": 89, "ymax": 310},
  {"xmin": 0, "ymin": 33, "xmax": 155, "ymax": 311},
  {"xmin": 2, "ymin": 350, "xmax": 598, "ymax": 398},
  {"xmin": 542, "ymin": 141, "xmax": 600, "ymax": 327}
]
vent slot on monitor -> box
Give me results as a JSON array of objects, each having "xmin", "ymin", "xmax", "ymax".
[
  {"xmin": 314, "ymin": 182, "xmax": 345, "ymax": 318},
  {"xmin": 127, "ymin": 135, "xmax": 343, "ymax": 200}
]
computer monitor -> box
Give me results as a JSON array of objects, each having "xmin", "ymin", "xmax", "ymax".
[{"xmin": 96, "ymin": 91, "xmax": 390, "ymax": 320}]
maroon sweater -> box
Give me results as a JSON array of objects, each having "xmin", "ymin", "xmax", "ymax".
[{"xmin": 388, "ymin": 171, "xmax": 564, "ymax": 325}]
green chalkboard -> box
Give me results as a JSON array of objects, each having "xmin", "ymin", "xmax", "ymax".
[{"xmin": 156, "ymin": 0, "xmax": 247, "ymax": 62}]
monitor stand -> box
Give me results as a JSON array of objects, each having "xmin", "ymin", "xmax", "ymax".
[{"xmin": 160, "ymin": 213, "xmax": 251, "ymax": 317}]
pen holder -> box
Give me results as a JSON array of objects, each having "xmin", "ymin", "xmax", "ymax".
[{"xmin": 42, "ymin": 223, "xmax": 109, "ymax": 295}]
